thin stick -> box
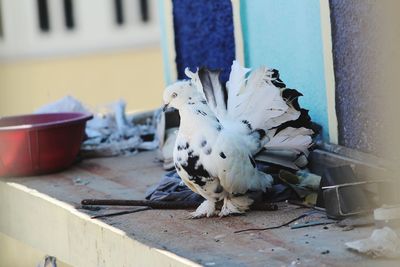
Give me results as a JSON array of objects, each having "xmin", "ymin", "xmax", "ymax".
[
  {"xmin": 91, "ymin": 207, "xmax": 151, "ymax": 219},
  {"xmin": 81, "ymin": 199, "xmax": 198, "ymax": 209},
  {"xmin": 234, "ymin": 213, "xmax": 308, "ymax": 234},
  {"xmin": 81, "ymin": 199, "xmax": 278, "ymax": 211}
]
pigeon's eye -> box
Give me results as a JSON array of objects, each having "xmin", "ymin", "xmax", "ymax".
[{"xmin": 172, "ymin": 92, "xmax": 178, "ymax": 98}]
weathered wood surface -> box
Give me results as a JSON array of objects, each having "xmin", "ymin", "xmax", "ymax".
[{"xmin": 2, "ymin": 151, "xmax": 397, "ymax": 267}]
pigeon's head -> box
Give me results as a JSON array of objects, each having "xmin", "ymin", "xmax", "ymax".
[{"xmin": 163, "ymin": 81, "xmax": 199, "ymax": 111}]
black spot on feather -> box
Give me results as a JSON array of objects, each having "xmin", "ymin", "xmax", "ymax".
[
  {"xmin": 219, "ymin": 152, "xmax": 226, "ymax": 159},
  {"xmin": 180, "ymin": 151, "xmax": 210, "ymax": 187},
  {"xmin": 200, "ymin": 140, "xmax": 207, "ymax": 147},
  {"xmin": 273, "ymin": 109, "xmax": 313, "ymax": 136},
  {"xmin": 216, "ymin": 124, "xmax": 223, "ymax": 131},
  {"xmin": 241, "ymin": 120, "xmax": 253, "ymax": 130},
  {"xmin": 252, "ymin": 129, "xmax": 266, "ymax": 140},
  {"xmin": 271, "ymin": 69, "xmax": 279, "ymax": 79},
  {"xmin": 282, "ymin": 88, "xmax": 303, "ymax": 111},
  {"xmin": 272, "ymin": 78, "xmax": 286, "ymax": 88},
  {"xmin": 204, "ymin": 148, "xmax": 212, "ymax": 155},
  {"xmin": 177, "ymin": 142, "xmax": 189, "ymax": 151},
  {"xmin": 214, "ymin": 184, "xmax": 224, "ymax": 194},
  {"xmin": 196, "ymin": 110, "xmax": 207, "ymax": 116},
  {"xmin": 201, "ymin": 100, "xmax": 207, "ymax": 105}
]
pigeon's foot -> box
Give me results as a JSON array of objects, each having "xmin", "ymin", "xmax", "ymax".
[
  {"xmin": 218, "ymin": 196, "xmax": 253, "ymax": 217},
  {"xmin": 189, "ymin": 200, "xmax": 217, "ymax": 219}
]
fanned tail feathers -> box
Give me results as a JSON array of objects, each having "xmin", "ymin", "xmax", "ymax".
[{"xmin": 185, "ymin": 60, "xmax": 314, "ymax": 159}]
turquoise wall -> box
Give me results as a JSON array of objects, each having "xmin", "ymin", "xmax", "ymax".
[
  {"xmin": 240, "ymin": 0, "xmax": 329, "ymax": 140},
  {"xmin": 158, "ymin": 0, "xmax": 173, "ymax": 85}
]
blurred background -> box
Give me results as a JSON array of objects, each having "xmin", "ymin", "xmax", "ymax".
[
  {"xmin": 0, "ymin": 0, "xmax": 400, "ymax": 163},
  {"xmin": 0, "ymin": 0, "xmax": 164, "ymax": 115}
]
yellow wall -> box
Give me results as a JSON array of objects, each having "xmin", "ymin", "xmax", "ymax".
[{"xmin": 0, "ymin": 47, "xmax": 165, "ymax": 116}]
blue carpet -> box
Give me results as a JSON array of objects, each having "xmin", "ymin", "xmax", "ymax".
[{"xmin": 172, "ymin": 0, "xmax": 235, "ymax": 82}]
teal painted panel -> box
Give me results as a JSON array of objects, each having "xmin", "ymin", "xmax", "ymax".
[
  {"xmin": 158, "ymin": 0, "xmax": 173, "ymax": 85},
  {"xmin": 240, "ymin": 0, "xmax": 329, "ymax": 140}
]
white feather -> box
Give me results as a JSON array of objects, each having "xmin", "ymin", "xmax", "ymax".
[
  {"xmin": 227, "ymin": 64, "xmax": 289, "ymax": 130},
  {"xmin": 266, "ymin": 127, "xmax": 314, "ymax": 155},
  {"xmin": 184, "ymin": 67, "xmax": 204, "ymax": 95},
  {"xmin": 226, "ymin": 60, "xmax": 250, "ymax": 98}
]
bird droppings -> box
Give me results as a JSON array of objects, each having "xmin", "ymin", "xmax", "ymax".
[
  {"xmin": 342, "ymin": 225, "xmax": 355, "ymax": 231},
  {"xmin": 214, "ymin": 234, "xmax": 226, "ymax": 240},
  {"xmin": 321, "ymin": 250, "xmax": 330, "ymax": 255},
  {"xmin": 163, "ymin": 229, "xmax": 168, "ymax": 233},
  {"xmin": 323, "ymin": 226, "xmax": 329, "ymax": 230},
  {"xmin": 73, "ymin": 177, "xmax": 90, "ymax": 186}
]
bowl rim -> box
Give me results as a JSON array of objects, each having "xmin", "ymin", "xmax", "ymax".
[{"xmin": 0, "ymin": 112, "xmax": 93, "ymax": 131}]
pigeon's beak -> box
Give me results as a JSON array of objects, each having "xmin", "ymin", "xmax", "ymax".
[{"xmin": 162, "ymin": 103, "xmax": 169, "ymax": 112}]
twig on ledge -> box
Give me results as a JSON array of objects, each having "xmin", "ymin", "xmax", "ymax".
[
  {"xmin": 234, "ymin": 213, "xmax": 308, "ymax": 234},
  {"xmin": 81, "ymin": 199, "xmax": 278, "ymax": 211},
  {"xmin": 91, "ymin": 207, "xmax": 151, "ymax": 219},
  {"xmin": 81, "ymin": 199, "xmax": 199, "ymax": 209}
]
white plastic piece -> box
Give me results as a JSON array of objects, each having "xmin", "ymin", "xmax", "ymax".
[{"xmin": 345, "ymin": 227, "xmax": 400, "ymax": 258}]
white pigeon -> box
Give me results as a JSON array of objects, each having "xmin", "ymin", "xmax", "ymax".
[{"xmin": 163, "ymin": 61, "xmax": 313, "ymax": 218}]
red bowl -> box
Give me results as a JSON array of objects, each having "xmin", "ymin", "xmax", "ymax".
[{"xmin": 0, "ymin": 112, "xmax": 92, "ymax": 177}]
